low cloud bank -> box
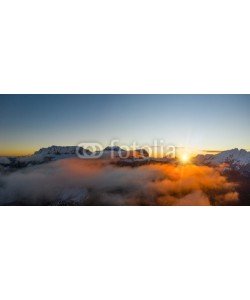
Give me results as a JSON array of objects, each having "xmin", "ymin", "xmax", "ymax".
[{"xmin": 0, "ymin": 158, "xmax": 239, "ymax": 205}]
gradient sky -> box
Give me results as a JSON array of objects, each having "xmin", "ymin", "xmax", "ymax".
[{"xmin": 0, "ymin": 95, "xmax": 249, "ymax": 155}]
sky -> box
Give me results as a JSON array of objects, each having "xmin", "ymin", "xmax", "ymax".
[{"xmin": 0, "ymin": 95, "xmax": 249, "ymax": 156}]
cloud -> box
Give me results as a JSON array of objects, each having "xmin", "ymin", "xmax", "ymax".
[{"xmin": 0, "ymin": 158, "xmax": 239, "ymax": 205}]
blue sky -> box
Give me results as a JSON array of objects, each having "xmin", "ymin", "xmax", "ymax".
[{"xmin": 0, "ymin": 95, "xmax": 249, "ymax": 155}]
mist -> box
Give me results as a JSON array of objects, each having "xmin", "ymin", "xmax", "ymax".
[{"xmin": 0, "ymin": 158, "xmax": 239, "ymax": 205}]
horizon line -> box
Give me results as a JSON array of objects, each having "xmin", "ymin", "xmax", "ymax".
[{"xmin": 1, "ymin": 145, "xmax": 250, "ymax": 157}]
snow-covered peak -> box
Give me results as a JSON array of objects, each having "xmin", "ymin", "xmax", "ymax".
[
  {"xmin": 0, "ymin": 146, "xmax": 80, "ymax": 170},
  {"xmin": 35, "ymin": 145, "xmax": 77, "ymax": 155},
  {"xmin": 194, "ymin": 148, "xmax": 250, "ymax": 168},
  {"xmin": 211, "ymin": 148, "xmax": 250, "ymax": 165}
]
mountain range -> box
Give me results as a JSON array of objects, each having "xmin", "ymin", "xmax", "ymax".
[
  {"xmin": 0, "ymin": 146, "xmax": 149, "ymax": 170},
  {"xmin": 1, "ymin": 146, "xmax": 250, "ymax": 176},
  {"xmin": 194, "ymin": 148, "xmax": 250, "ymax": 176}
]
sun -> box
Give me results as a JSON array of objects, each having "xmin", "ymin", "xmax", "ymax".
[{"xmin": 180, "ymin": 153, "xmax": 190, "ymax": 163}]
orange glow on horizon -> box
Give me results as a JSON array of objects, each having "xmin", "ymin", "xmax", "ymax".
[{"xmin": 0, "ymin": 148, "xmax": 35, "ymax": 157}]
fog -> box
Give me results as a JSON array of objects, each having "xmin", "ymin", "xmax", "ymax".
[{"xmin": 0, "ymin": 158, "xmax": 239, "ymax": 205}]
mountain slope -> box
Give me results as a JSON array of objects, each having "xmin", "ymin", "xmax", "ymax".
[
  {"xmin": 194, "ymin": 148, "xmax": 250, "ymax": 175},
  {"xmin": 0, "ymin": 145, "xmax": 150, "ymax": 171}
]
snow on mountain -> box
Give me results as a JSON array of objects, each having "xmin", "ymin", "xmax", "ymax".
[
  {"xmin": 100, "ymin": 146, "xmax": 127, "ymax": 159},
  {"xmin": 19, "ymin": 146, "xmax": 79, "ymax": 165},
  {"xmin": 196, "ymin": 148, "xmax": 250, "ymax": 165},
  {"xmin": 194, "ymin": 148, "xmax": 250, "ymax": 172},
  {"xmin": 0, "ymin": 157, "xmax": 11, "ymax": 165},
  {"xmin": 0, "ymin": 145, "xmax": 151, "ymax": 171},
  {"xmin": 35, "ymin": 145, "xmax": 77, "ymax": 155},
  {"xmin": 211, "ymin": 148, "xmax": 250, "ymax": 166},
  {"xmin": 0, "ymin": 146, "xmax": 80, "ymax": 170}
]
